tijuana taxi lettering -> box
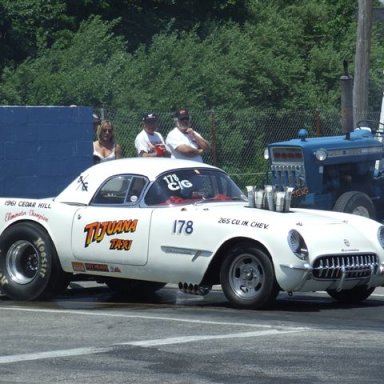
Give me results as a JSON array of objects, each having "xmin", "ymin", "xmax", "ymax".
[{"xmin": 83, "ymin": 219, "xmax": 138, "ymax": 248}]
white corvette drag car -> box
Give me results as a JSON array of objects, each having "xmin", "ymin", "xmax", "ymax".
[{"xmin": 0, "ymin": 158, "xmax": 384, "ymax": 309}]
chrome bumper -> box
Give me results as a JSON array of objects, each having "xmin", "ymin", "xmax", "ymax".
[{"xmin": 280, "ymin": 261, "xmax": 384, "ymax": 292}]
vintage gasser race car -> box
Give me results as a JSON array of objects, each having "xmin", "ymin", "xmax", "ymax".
[{"xmin": 0, "ymin": 158, "xmax": 384, "ymax": 309}]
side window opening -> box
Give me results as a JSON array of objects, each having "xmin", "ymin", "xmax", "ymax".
[
  {"xmin": 91, "ymin": 175, "xmax": 147, "ymax": 205},
  {"xmin": 92, "ymin": 176, "xmax": 131, "ymax": 205}
]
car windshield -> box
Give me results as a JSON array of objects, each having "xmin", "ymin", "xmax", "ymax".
[{"xmin": 144, "ymin": 168, "xmax": 246, "ymax": 206}]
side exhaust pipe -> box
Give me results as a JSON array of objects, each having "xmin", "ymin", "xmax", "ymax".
[{"xmin": 178, "ymin": 282, "xmax": 211, "ymax": 296}]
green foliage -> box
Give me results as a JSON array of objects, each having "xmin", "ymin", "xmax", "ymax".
[
  {"xmin": 0, "ymin": 16, "xmax": 128, "ymax": 105},
  {"xmin": 0, "ymin": 0, "xmax": 382, "ymax": 130}
]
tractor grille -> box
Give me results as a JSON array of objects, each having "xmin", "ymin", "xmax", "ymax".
[
  {"xmin": 271, "ymin": 164, "xmax": 305, "ymax": 188},
  {"xmin": 313, "ymin": 254, "xmax": 379, "ymax": 279}
]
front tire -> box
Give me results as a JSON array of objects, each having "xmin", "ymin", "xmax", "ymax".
[
  {"xmin": 327, "ymin": 285, "xmax": 375, "ymax": 304},
  {"xmin": 220, "ymin": 242, "xmax": 279, "ymax": 309},
  {"xmin": 333, "ymin": 191, "xmax": 376, "ymax": 219},
  {"xmin": 0, "ymin": 222, "xmax": 68, "ymax": 300}
]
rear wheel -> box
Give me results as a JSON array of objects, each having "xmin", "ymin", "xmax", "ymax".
[
  {"xmin": 333, "ymin": 191, "xmax": 376, "ymax": 219},
  {"xmin": 327, "ymin": 285, "xmax": 375, "ymax": 304},
  {"xmin": 220, "ymin": 242, "xmax": 279, "ymax": 309},
  {"xmin": 0, "ymin": 222, "xmax": 69, "ymax": 300}
]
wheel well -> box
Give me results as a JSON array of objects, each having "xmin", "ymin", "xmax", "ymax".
[
  {"xmin": 200, "ymin": 237, "xmax": 272, "ymax": 287},
  {"xmin": 0, "ymin": 220, "xmax": 50, "ymax": 240},
  {"xmin": 0, "ymin": 219, "xmax": 67, "ymax": 274}
]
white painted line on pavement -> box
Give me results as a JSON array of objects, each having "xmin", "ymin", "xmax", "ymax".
[
  {"xmin": 0, "ymin": 328, "xmax": 305, "ymax": 364},
  {"xmin": 0, "ymin": 306, "xmax": 299, "ymax": 329},
  {"xmin": 123, "ymin": 328, "xmax": 304, "ymax": 347},
  {"xmin": 0, "ymin": 347, "xmax": 112, "ymax": 364}
]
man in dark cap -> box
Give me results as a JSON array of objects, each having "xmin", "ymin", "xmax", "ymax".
[
  {"xmin": 166, "ymin": 108, "xmax": 210, "ymax": 162},
  {"xmin": 134, "ymin": 112, "xmax": 170, "ymax": 157}
]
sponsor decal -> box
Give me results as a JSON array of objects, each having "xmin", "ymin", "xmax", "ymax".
[
  {"xmin": 218, "ymin": 217, "xmax": 269, "ymax": 229},
  {"xmin": 34, "ymin": 237, "xmax": 48, "ymax": 278},
  {"xmin": 83, "ymin": 219, "xmax": 138, "ymax": 247},
  {"xmin": 109, "ymin": 265, "xmax": 122, "ymax": 273},
  {"xmin": 72, "ymin": 262, "xmax": 121, "ymax": 273},
  {"xmin": 72, "ymin": 262, "xmax": 86, "ymax": 272},
  {"xmin": 84, "ymin": 263, "xmax": 109, "ymax": 272}
]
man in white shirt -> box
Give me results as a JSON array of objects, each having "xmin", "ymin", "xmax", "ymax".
[
  {"xmin": 166, "ymin": 108, "xmax": 210, "ymax": 162},
  {"xmin": 135, "ymin": 112, "xmax": 170, "ymax": 157}
]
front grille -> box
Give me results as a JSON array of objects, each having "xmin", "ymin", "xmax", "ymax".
[
  {"xmin": 313, "ymin": 254, "xmax": 378, "ymax": 279},
  {"xmin": 271, "ymin": 164, "xmax": 305, "ymax": 188}
]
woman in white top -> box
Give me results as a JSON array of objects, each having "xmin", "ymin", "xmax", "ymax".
[{"xmin": 93, "ymin": 120, "xmax": 123, "ymax": 163}]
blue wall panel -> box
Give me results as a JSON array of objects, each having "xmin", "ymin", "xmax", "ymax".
[{"xmin": 0, "ymin": 106, "xmax": 93, "ymax": 198}]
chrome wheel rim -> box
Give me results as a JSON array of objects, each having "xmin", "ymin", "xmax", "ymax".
[
  {"xmin": 228, "ymin": 253, "xmax": 264, "ymax": 299},
  {"xmin": 6, "ymin": 240, "xmax": 40, "ymax": 284}
]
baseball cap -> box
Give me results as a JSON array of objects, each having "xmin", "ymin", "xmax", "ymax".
[
  {"xmin": 143, "ymin": 112, "xmax": 158, "ymax": 122},
  {"xmin": 175, "ymin": 108, "xmax": 189, "ymax": 119}
]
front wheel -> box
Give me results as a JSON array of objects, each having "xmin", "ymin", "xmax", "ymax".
[
  {"xmin": 0, "ymin": 222, "xmax": 68, "ymax": 300},
  {"xmin": 327, "ymin": 285, "xmax": 375, "ymax": 304},
  {"xmin": 220, "ymin": 242, "xmax": 279, "ymax": 309}
]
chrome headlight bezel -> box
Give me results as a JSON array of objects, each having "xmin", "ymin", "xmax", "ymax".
[
  {"xmin": 377, "ymin": 226, "xmax": 384, "ymax": 249},
  {"xmin": 287, "ymin": 229, "xmax": 309, "ymax": 260},
  {"xmin": 315, "ymin": 148, "xmax": 328, "ymax": 161}
]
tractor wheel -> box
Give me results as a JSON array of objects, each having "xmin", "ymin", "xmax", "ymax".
[{"xmin": 333, "ymin": 191, "xmax": 376, "ymax": 219}]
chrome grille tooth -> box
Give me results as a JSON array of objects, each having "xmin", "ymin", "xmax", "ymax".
[
  {"xmin": 331, "ymin": 257, "xmax": 336, "ymax": 278},
  {"xmin": 325, "ymin": 258, "xmax": 329, "ymax": 279},
  {"xmin": 318, "ymin": 259, "xmax": 323, "ymax": 278}
]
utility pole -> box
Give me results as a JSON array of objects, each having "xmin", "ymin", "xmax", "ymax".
[{"xmin": 353, "ymin": 0, "xmax": 373, "ymax": 126}]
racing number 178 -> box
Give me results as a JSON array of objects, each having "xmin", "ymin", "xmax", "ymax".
[{"xmin": 172, "ymin": 220, "xmax": 194, "ymax": 235}]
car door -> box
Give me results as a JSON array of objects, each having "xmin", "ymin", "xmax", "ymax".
[{"xmin": 71, "ymin": 175, "xmax": 151, "ymax": 266}]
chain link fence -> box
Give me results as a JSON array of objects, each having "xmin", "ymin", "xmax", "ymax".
[{"xmin": 96, "ymin": 108, "xmax": 381, "ymax": 189}]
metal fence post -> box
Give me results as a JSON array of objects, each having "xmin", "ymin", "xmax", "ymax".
[{"xmin": 209, "ymin": 109, "xmax": 218, "ymax": 166}]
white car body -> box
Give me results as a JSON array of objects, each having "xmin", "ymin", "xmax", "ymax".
[{"xmin": 1, "ymin": 158, "xmax": 384, "ymax": 309}]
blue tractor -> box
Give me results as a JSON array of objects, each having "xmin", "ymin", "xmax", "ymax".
[
  {"xmin": 265, "ymin": 124, "xmax": 384, "ymax": 220},
  {"xmin": 265, "ymin": 62, "xmax": 384, "ymax": 221}
]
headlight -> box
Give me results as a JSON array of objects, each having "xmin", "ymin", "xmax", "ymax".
[
  {"xmin": 287, "ymin": 229, "xmax": 308, "ymax": 260},
  {"xmin": 263, "ymin": 147, "xmax": 269, "ymax": 160},
  {"xmin": 315, "ymin": 148, "xmax": 328, "ymax": 161},
  {"xmin": 377, "ymin": 226, "xmax": 384, "ymax": 249}
]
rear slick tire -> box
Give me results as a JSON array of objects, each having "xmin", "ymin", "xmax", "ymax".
[{"xmin": 0, "ymin": 222, "xmax": 68, "ymax": 300}]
